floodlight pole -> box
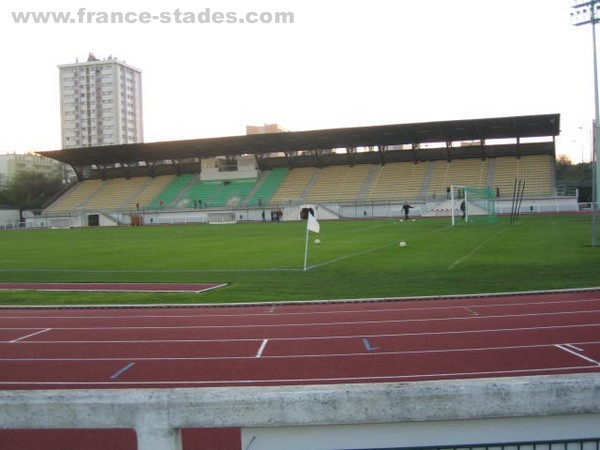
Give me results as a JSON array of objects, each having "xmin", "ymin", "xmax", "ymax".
[{"xmin": 571, "ymin": 0, "xmax": 600, "ymax": 247}]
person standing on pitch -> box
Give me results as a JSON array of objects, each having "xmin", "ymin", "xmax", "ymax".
[{"xmin": 402, "ymin": 203, "xmax": 413, "ymax": 220}]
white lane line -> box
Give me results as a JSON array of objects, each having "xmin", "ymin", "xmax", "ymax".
[
  {"xmin": 555, "ymin": 344, "xmax": 600, "ymax": 366},
  {"xmin": 1, "ymin": 297, "xmax": 600, "ymax": 321},
  {"xmin": 5, "ymin": 341, "xmax": 600, "ymax": 362},
  {"xmin": 255, "ymin": 339, "xmax": 268, "ymax": 358},
  {"xmin": 564, "ymin": 343, "xmax": 584, "ymax": 352},
  {"xmin": 6, "ymin": 323, "xmax": 599, "ymax": 345},
  {"xmin": 0, "ymin": 365, "xmax": 597, "ymax": 388},
  {"xmin": 2, "ymin": 308, "xmax": 598, "ymax": 332},
  {"xmin": 9, "ymin": 328, "xmax": 51, "ymax": 343}
]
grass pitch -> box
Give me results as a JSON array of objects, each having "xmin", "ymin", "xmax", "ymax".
[{"xmin": 0, "ymin": 214, "xmax": 597, "ymax": 305}]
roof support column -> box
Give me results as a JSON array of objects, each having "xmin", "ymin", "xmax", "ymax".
[
  {"xmin": 346, "ymin": 147, "xmax": 356, "ymax": 166},
  {"xmin": 377, "ymin": 144, "xmax": 388, "ymax": 165}
]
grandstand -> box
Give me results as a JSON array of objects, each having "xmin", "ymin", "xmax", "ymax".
[{"xmin": 34, "ymin": 114, "xmax": 575, "ymax": 227}]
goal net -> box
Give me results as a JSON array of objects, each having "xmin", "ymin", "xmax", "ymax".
[
  {"xmin": 451, "ymin": 185, "xmax": 497, "ymax": 225},
  {"xmin": 207, "ymin": 212, "xmax": 237, "ymax": 224}
]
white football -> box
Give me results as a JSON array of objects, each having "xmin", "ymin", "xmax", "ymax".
[
  {"xmin": 399, "ymin": 241, "xmax": 407, "ymax": 247},
  {"xmin": 314, "ymin": 239, "xmax": 321, "ymax": 244}
]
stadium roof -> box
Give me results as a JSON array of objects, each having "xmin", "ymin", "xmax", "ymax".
[{"xmin": 41, "ymin": 113, "xmax": 560, "ymax": 169}]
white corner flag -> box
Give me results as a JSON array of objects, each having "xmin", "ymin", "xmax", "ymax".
[
  {"xmin": 303, "ymin": 212, "xmax": 320, "ymax": 271},
  {"xmin": 307, "ymin": 212, "xmax": 320, "ymax": 233}
]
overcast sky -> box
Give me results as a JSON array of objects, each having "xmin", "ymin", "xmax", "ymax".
[{"xmin": 0, "ymin": 0, "xmax": 596, "ymax": 162}]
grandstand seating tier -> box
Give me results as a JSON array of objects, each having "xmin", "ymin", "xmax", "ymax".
[
  {"xmin": 493, "ymin": 155, "xmax": 554, "ymax": 197},
  {"xmin": 304, "ymin": 165, "xmax": 372, "ymax": 202},
  {"xmin": 269, "ymin": 167, "xmax": 318, "ymax": 205},
  {"xmin": 44, "ymin": 179, "xmax": 104, "ymax": 214},
  {"xmin": 427, "ymin": 158, "xmax": 489, "ymax": 198},
  {"xmin": 246, "ymin": 168, "xmax": 289, "ymax": 206},
  {"xmin": 366, "ymin": 162, "xmax": 428, "ymax": 201},
  {"xmin": 44, "ymin": 155, "xmax": 557, "ymax": 215}
]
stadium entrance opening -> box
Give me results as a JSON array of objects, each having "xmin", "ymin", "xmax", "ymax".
[
  {"xmin": 87, "ymin": 214, "xmax": 100, "ymax": 227},
  {"xmin": 300, "ymin": 207, "xmax": 315, "ymax": 220}
]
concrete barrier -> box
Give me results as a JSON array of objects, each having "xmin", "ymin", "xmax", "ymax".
[{"xmin": 1, "ymin": 374, "xmax": 600, "ymax": 450}]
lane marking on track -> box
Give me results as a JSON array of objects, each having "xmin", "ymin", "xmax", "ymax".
[
  {"xmin": 2, "ymin": 297, "xmax": 600, "ymax": 321},
  {"xmin": 555, "ymin": 344, "xmax": 600, "ymax": 366},
  {"xmin": 465, "ymin": 307, "xmax": 479, "ymax": 316},
  {"xmin": 6, "ymin": 322, "xmax": 599, "ymax": 345},
  {"xmin": 3, "ymin": 308, "xmax": 599, "ymax": 332},
  {"xmin": 564, "ymin": 343, "xmax": 584, "ymax": 352},
  {"xmin": 362, "ymin": 338, "xmax": 379, "ymax": 351},
  {"xmin": 7, "ymin": 341, "xmax": 600, "ymax": 362},
  {"xmin": 9, "ymin": 328, "xmax": 51, "ymax": 343},
  {"xmin": 1, "ymin": 365, "xmax": 598, "ymax": 388},
  {"xmin": 110, "ymin": 362, "xmax": 135, "ymax": 379},
  {"xmin": 255, "ymin": 339, "xmax": 268, "ymax": 358}
]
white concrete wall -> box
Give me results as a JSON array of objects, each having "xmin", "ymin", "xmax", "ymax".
[
  {"xmin": 1, "ymin": 374, "xmax": 599, "ymax": 450},
  {"xmin": 495, "ymin": 197, "xmax": 579, "ymax": 214},
  {"xmin": 0, "ymin": 209, "xmax": 20, "ymax": 228}
]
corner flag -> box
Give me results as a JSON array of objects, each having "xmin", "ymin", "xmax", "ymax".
[
  {"xmin": 307, "ymin": 212, "xmax": 320, "ymax": 233},
  {"xmin": 303, "ymin": 212, "xmax": 320, "ymax": 271}
]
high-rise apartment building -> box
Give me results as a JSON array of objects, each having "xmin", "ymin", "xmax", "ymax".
[
  {"xmin": 0, "ymin": 153, "xmax": 66, "ymax": 189},
  {"xmin": 58, "ymin": 53, "xmax": 143, "ymax": 149},
  {"xmin": 246, "ymin": 123, "xmax": 288, "ymax": 135}
]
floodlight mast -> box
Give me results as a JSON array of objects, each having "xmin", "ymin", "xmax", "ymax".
[{"xmin": 571, "ymin": 0, "xmax": 600, "ymax": 247}]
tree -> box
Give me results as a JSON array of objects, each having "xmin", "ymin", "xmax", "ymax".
[
  {"xmin": 556, "ymin": 155, "xmax": 574, "ymax": 181},
  {"xmin": 2, "ymin": 171, "xmax": 64, "ymax": 210},
  {"xmin": 555, "ymin": 154, "xmax": 593, "ymax": 202}
]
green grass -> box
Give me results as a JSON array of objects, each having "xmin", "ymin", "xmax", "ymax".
[{"xmin": 0, "ymin": 214, "xmax": 598, "ymax": 306}]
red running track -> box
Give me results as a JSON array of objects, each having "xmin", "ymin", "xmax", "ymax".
[
  {"xmin": 0, "ymin": 282, "xmax": 226, "ymax": 293},
  {"xmin": 1, "ymin": 289, "xmax": 600, "ymax": 390}
]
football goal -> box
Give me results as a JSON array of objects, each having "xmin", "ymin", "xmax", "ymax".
[
  {"xmin": 207, "ymin": 212, "xmax": 237, "ymax": 224},
  {"xmin": 451, "ymin": 185, "xmax": 497, "ymax": 226}
]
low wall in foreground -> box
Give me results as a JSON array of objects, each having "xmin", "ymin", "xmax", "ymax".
[{"xmin": 1, "ymin": 374, "xmax": 599, "ymax": 450}]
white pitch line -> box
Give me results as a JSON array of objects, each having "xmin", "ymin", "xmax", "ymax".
[
  {"xmin": 555, "ymin": 344, "xmax": 600, "ymax": 366},
  {"xmin": 448, "ymin": 229, "xmax": 506, "ymax": 270},
  {"xmin": 255, "ymin": 339, "xmax": 268, "ymax": 358},
  {"xmin": 9, "ymin": 328, "xmax": 51, "ymax": 343}
]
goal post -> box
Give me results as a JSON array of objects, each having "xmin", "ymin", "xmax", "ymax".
[{"xmin": 451, "ymin": 185, "xmax": 497, "ymax": 226}]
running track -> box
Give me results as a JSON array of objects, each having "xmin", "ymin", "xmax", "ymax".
[{"xmin": 1, "ymin": 289, "xmax": 600, "ymax": 390}]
